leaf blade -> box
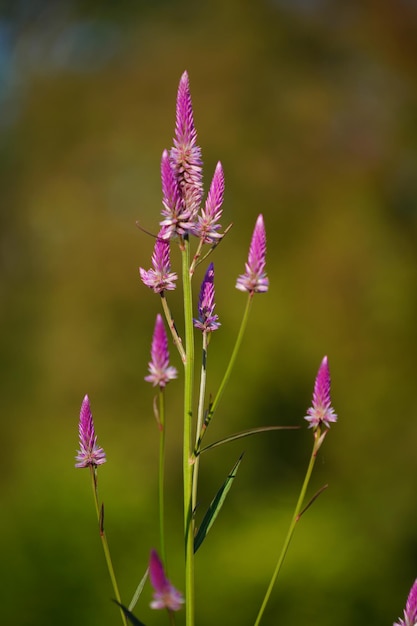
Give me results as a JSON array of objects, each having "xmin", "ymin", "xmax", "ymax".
[
  {"xmin": 112, "ymin": 601, "xmax": 148, "ymax": 626},
  {"xmin": 194, "ymin": 453, "xmax": 244, "ymax": 553},
  {"xmin": 199, "ymin": 425, "xmax": 299, "ymax": 455},
  {"xmin": 128, "ymin": 567, "xmax": 149, "ymax": 612}
]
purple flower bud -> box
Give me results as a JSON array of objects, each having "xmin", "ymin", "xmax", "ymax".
[
  {"xmin": 160, "ymin": 150, "xmax": 194, "ymax": 240},
  {"xmin": 149, "ymin": 549, "xmax": 184, "ymax": 612},
  {"xmin": 394, "ymin": 579, "xmax": 417, "ymax": 626},
  {"xmin": 304, "ymin": 356, "xmax": 337, "ymax": 429},
  {"xmin": 75, "ymin": 395, "xmax": 106, "ymax": 468},
  {"xmin": 194, "ymin": 262, "xmax": 220, "ymax": 332},
  {"xmin": 139, "ymin": 236, "xmax": 178, "ymax": 293},
  {"xmin": 170, "ymin": 71, "xmax": 203, "ymax": 225},
  {"xmin": 193, "ymin": 161, "xmax": 225, "ymax": 243},
  {"xmin": 145, "ymin": 314, "xmax": 177, "ymax": 388},
  {"xmin": 236, "ymin": 214, "xmax": 269, "ymax": 294}
]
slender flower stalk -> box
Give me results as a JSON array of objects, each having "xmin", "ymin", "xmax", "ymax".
[
  {"xmin": 196, "ymin": 217, "xmax": 269, "ymax": 446},
  {"xmin": 236, "ymin": 214, "xmax": 269, "ymax": 294},
  {"xmin": 145, "ymin": 315, "xmax": 177, "ymax": 562},
  {"xmin": 394, "ymin": 579, "xmax": 417, "ymax": 626},
  {"xmin": 195, "ymin": 294, "xmax": 253, "ymax": 452},
  {"xmin": 195, "ymin": 215, "xmax": 269, "ymax": 449},
  {"xmin": 192, "ymin": 328, "xmax": 209, "ymax": 512},
  {"xmin": 160, "ymin": 293, "xmax": 186, "ymax": 364},
  {"xmin": 253, "ymin": 357, "xmax": 337, "ymax": 626},
  {"xmin": 149, "ymin": 549, "xmax": 184, "ymax": 612},
  {"xmin": 156, "ymin": 389, "xmax": 167, "ymax": 564},
  {"xmin": 75, "ymin": 396, "xmax": 127, "ymax": 626},
  {"xmin": 139, "ymin": 237, "xmax": 178, "ymax": 293},
  {"xmin": 192, "ymin": 263, "xmax": 220, "ymax": 509}
]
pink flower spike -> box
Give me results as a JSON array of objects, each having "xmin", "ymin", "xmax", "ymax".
[
  {"xmin": 160, "ymin": 150, "xmax": 193, "ymax": 240},
  {"xmin": 139, "ymin": 236, "xmax": 178, "ymax": 293},
  {"xmin": 394, "ymin": 579, "xmax": 417, "ymax": 626},
  {"xmin": 194, "ymin": 161, "xmax": 225, "ymax": 243},
  {"xmin": 170, "ymin": 71, "xmax": 203, "ymax": 224},
  {"xmin": 149, "ymin": 549, "xmax": 184, "ymax": 612},
  {"xmin": 193, "ymin": 262, "xmax": 220, "ymax": 332},
  {"xmin": 304, "ymin": 356, "xmax": 337, "ymax": 430},
  {"xmin": 145, "ymin": 314, "xmax": 177, "ymax": 388},
  {"xmin": 236, "ymin": 214, "xmax": 269, "ymax": 294},
  {"xmin": 75, "ymin": 395, "xmax": 106, "ymax": 468}
]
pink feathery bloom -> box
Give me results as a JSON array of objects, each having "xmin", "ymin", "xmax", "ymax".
[
  {"xmin": 75, "ymin": 395, "xmax": 106, "ymax": 468},
  {"xmin": 193, "ymin": 161, "xmax": 225, "ymax": 243},
  {"xmin": 149, "ymin": 549, "xmax": 184, "ymax": 612},
  {"xmin": 194, "ymin": 262, "xmax": 220, "ymax": 332},
  {"xmin": 139, "ymin": 236, "xmax": 177, "ymax": 293},
  {"xmin": 304, "ymin": 356, "xmax": 337, "ymax": 429},
  {"xmin": 236, "ymin": 214, "xmax": 269, "ymax": 294},
  {"xmin": 169, "ymin": 71, "xmax": 203, "ymax": 225},
  {"xmin": 159, "ymin": 149, "xmax": 195, "ymax": 239},
  {"xmin": 145, "ymin": 314, "xmax": 177, "ymax": 388},
  {"xmin": 394, "ymin": 579, "xmax": 417, "ymax": 626}
]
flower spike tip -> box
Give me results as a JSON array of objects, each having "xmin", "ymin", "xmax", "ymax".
[
  {"xmin": 75, "ymin": 395, "xmax": 106, "ymax": 468},
  {"xmin": 304, "ymin": 356, "xmax": 337, "ymax": 430}
]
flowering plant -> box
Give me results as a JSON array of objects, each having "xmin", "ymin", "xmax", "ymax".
[{"xmin": 75, "ymin": 71, "xmax": 345, "ymax": 626}]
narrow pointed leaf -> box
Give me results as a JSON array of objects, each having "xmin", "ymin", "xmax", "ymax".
[
  {"xmin": 296, "ymin": 484, "xmax": 328, "ymax": 521},
  {"xmin": 199, "ymin": 425, "xmax": 299, "ymax": 455},
  {"xmin": 194, "ymin": 453, "xmax": 243, "ymax": 553},
  {"xmin": 128, "ymin": 567, "xmax": 149, "ymax": 612},
  {"xmin": 112, "ymin": 601, "xmax": 148, "ymax": 626}
]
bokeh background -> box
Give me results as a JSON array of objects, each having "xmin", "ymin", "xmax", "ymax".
[{"xmin": 2, "ymin": 0, "xmax": 417, "ymax": 624}]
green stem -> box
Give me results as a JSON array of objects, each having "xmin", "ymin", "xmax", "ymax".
[
  {"xmin": 192, "ymin": 331, "xmax": 209, "ymax": 512},
  {"xmin": 181, "ymin": 237, "xmax": 195, "ymax": 626},
  {"xmin": 89, "ymin": 467, "xmax": 128, "ymax": 626},
  {"xmin": 167, "ymin": 609, "xmax": 177, "ymax": 626},
  {"xmin": 160, "ymin": 293, "xmax": 186, "ymax": 365},
  {"xmin": 196, "ymin": 294, "xmax": 253, "ymax": 450},
  {"xmin": 158, "ymin": 389, "xmax": 167, "ymax": 565},
  {"xmin": 189, "ymin": 238, "xmax": 204, "ymax": 276},
  {"xmin": 253, "ymin": 427, "xmax": 323, "ymax": 626}
]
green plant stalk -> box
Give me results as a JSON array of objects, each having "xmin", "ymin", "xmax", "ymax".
[
  {"xmin": 181, "ymin": 237, "xmax": 195, "ymax": 626},
  {"xmin": 158, "ymin": 389, "xmax": 167, "ymax": 565},
  {"xmin": 160, "ymin": 293, "xmax": 186, "ymax": 364},
  {"xmin": 167, "ymin": 609, "xmax": 177, "ymax": 626},
  {"xmin": 196, "ymin": 294, "xmax": 253, "ymax": 450},
  {"xmin": 192, "ymin": 331, "xmax": 208, "ymax": 512},
  {"xmin": 89, "ymin": 466, "xmax": 128, "ymax": 626},
  {"xmin": 189, "ymin": 238, "xmax": 204, "ymax": 277},
  {"xmin": 253, "ymin": 427, "xmax": 323, "ymax": 626}
]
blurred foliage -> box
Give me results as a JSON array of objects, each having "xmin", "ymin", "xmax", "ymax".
[{"xmin": 1, "ymin": 0, "xmax": 417, "ymax": 624}]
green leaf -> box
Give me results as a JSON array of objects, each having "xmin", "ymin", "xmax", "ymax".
[
  {"xmin": 113, "ymin": 601, "xmax": 148, "ymax": 626},
  {"xmin": 194, "ymin": 453, "xmax": 244, "ymax": 553},
  {"xmin": 128, "ymin": 567, "xmax": 149, "ymax": 612},
  {"xmin": 199, "ymin": 425, "xmax": 299, "ymax": 455}
]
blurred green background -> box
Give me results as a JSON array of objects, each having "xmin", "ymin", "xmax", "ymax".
[{"xmin": 2, "ymin": 0, "xmax": 417, "ymax": 624}]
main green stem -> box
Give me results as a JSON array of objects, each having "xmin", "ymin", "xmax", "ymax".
[
  {"xmin": 253, "ymin": 428, "xmax": 322, "ymax": 626},
  {"xmin": 89, "ymin": 467, "xmax": 128, "ymax": 626},
  {"xmin": 182, "ymin": 237, "xmax": 195, "ymax": 626}
]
